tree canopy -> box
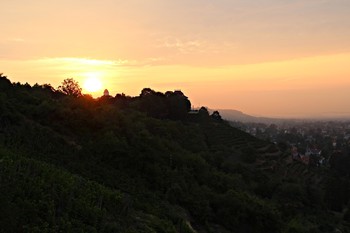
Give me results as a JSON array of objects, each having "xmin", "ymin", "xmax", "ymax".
[
  {"xmin": 58, "ymin": 78, "xmax": 82, "ymax": 97},
  {"xmin": 0, "ymin": 75, "xmax": 349, "ymax": 233}
]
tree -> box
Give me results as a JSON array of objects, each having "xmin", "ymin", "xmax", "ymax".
[
  {"xmin": 165, "ymin": 91, "xmax": 191, "ymax": 120},
  {"xmin": 211, "ymin": 111, "xmax": 223, "ymax": 121},
  {"xmin": 0, "ymin": 73, "xmax": 12, "ymax": 91},
  {"xmin": 58, "ymin": 78, "xmax": 82, "ymax": 97}
]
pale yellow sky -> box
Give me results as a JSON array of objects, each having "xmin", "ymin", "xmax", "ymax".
[{"xmin": 1, "ymin": 0, "xmax": 350, "ymax": 117}]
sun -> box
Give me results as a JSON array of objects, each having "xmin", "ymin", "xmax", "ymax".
[{"xmin": 83, "ymin": 76, "xmax": 102, "ymax": 93}]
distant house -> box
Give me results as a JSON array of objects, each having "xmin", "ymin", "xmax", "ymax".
[
  {"xmin": 291, "ymin": 146, "xmax": 301, "ymax": 161},
  {"xmin": 188, "ymin": 110, "xmax": 199, "ymax": 114},
  {"xmin": 291, "ymin": 145, "xmax": 322, "ymax": 166},
  {"xmin": 104, "ymin": 89, "xmax": 110, "ymax": 96},
  {"xmin": 305, "ymin": 147, "xmax": 322, "ymax": 157},
  {"xmin": 300, "ymin": 154, "xmax": 310, "ymax": 165}
]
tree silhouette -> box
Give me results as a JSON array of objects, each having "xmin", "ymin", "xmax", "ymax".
[
  {"xmin": 58, "ymin": 78, "xmax": 82, "ymax": 97},
  {"xmin": 0, "ymin": 73, "xmax": 12, "ymax": 91},
  {"xmin": 211, "ymin": 111, "xmax": 223, "ymax": 121}
]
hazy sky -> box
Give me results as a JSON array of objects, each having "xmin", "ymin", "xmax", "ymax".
[{"xmin": 1, "ymin": 0, "xmax": 350, "ymax": 117}]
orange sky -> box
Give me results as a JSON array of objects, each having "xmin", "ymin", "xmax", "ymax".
[{"xmin": 1, "ymin": 0, "xmax": 350, "ymax": 118}]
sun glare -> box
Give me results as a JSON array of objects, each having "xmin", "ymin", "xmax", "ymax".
[{"xmin": 83, "ymin": 76, "xmax": 103, "ymax": 93}]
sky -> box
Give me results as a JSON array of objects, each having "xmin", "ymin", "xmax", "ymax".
[{"xmin": 1, "ymin": 0, "xmax": 350, "ymax": 118}]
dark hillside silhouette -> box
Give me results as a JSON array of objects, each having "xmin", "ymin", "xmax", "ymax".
[{"xmin": 0, "ymin": 74, "xmax": 349, "ymax": 232}]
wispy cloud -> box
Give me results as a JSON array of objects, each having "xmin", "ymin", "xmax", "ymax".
[
  {"xmin": 7, "ymin": 38, "xmax": 25, "ymax": 43},
  {"xmin": 39, "ymin": 57, "xmax": 120, "ymax": 67},
  {"xmin": 33, "ymin": 57, "xmax": 167, "ymax": 68},
  {"xmin": 156, "ymin": 37, "xmax": 205, "ymax": 54}
]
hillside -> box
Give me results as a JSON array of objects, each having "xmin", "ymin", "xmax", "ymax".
[
  {"xmin": 0, "ymin": 75, "xmax": 349, "ymax": 233},
  {"xmin": 215, "ymin": 109, "xmax": 286, "ymax": 124}
]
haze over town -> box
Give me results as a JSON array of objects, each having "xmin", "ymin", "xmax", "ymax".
[{"xmin": 1, "ymin": 0, "xmax": 350, "ymax": 118}]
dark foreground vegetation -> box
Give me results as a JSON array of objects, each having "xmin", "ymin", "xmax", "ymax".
[{"xmin": 0, "ymin": 74, "xmax": 350, "ymax": 233}]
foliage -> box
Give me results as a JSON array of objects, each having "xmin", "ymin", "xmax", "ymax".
[
  {"xmin": 58, "ymin": 78, "xmax": 82, "ymax": 97},
  {"xmin": 0, "ymin": 75, "xmax": 349, "ymax": 232}
]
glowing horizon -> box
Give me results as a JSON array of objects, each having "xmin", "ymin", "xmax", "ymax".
[{"xmin": 1, "ymin": 0, "xmax": 350, "ymax": 118}]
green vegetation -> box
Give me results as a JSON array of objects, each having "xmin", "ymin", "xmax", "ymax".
[{"xmin": 0, "ymin": 74, "xmax": 349, "ymax": 232}]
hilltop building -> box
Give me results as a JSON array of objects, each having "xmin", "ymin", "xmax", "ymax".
[{"xmin": 104, "ymin": 89, "xmax": 109, "ymax": 96}]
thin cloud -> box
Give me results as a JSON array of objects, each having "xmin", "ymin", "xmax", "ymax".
[
  {"xmin": 33, "ymin": 57, "xmax": 167, "ymax": 69},
  {"xmin": 156, "ymin": 37, "xmax": 204, "ymax": 54},
  {"xmin": 7, "ymin": 38, "xmax": 25, "ymax": 42}
]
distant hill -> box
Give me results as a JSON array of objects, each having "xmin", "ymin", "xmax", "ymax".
[
  {"xmin": 213, "ymin": 109, "xmax": 284, "ymax": 124},
  {"xmin": 216, "ymin": 109, "xmax": 350, "ymax": 123},
  {"xmin": 1, "ymin": 74, "xmax": 349, "ymax": 232}
]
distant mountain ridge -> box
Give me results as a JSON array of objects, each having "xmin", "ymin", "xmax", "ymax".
[
  {"xmin": 215, "ymin": 109, "xmax": 350, "ymax": 123},
  {"xmin": 212, "ymin": 109, "xmax": 283, "ymax": 124}
]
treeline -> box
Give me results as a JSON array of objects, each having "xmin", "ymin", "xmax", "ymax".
[{"xmin": 0, "ymin": 74, "xmax": 350, "ymax": 232}]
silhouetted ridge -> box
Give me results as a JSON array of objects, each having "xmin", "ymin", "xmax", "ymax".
[{"xmin": 0, "ymin": 74, "xmax": 349, "ymax": 232}]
